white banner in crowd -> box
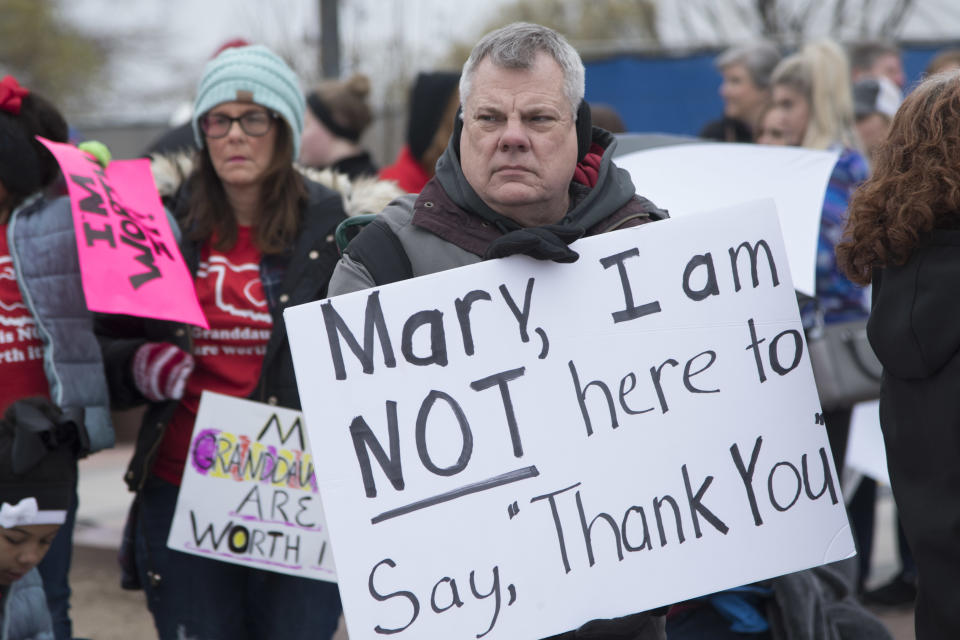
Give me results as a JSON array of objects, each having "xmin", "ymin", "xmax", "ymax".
[
  {"xmin": 167, "ymin": 391, "xmax": 336, "ymax": 583},
  {"xmin": 616, "ymin": 143, "xmax": 840, "ymax": 296},
  {"xmin": 285, "ymin": 199, "xmax": 854, "ymax": 640},
  {"xmin": 846, "ymin": 400, "xmax": 890, "ymax": 486}
]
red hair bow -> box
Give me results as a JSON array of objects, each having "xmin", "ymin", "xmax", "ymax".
[{"xmin": 0, "ymin": 75, "xmax": 30, "ymax": 115}]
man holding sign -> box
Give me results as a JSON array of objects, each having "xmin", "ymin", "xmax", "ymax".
[
  {"xmin": 314, "ymin": 23, "xmax": 892, "ymax": 640},
  {"xmin": 330, "ymin": 22, "xmax": 668, "ymax": 639}
]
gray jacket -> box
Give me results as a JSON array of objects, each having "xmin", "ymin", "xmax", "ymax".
[
  {"xmin": 0, "ymin": 568, "xmax": 54, "ymax": 640},
  {"xmin": 328, "ymin": 192, "xmax": 472, "ymax": 295},
  {"xmin": 7, "ymin": 194, "xmax": 113, "ymax": 453}
]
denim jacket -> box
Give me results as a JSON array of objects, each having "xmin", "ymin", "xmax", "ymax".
[{"xmin": 1, "ymin": 568, "xmax": 54, "ymax": 640}]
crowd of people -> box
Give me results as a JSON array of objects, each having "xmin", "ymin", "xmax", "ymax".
[{"xmin": 1, "ymin": 18, "xmax": 959, "ymax": 640}]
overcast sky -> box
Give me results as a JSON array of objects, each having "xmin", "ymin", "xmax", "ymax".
[
  {"xmin": 62, "ymin": 0, "xmax": 501, "ymax": 124},
  {"xmin": 60, "ymin": 0, "xmax": 960, "ymax": 125}
]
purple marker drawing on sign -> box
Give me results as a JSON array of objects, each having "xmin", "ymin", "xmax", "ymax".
[{"xmin": 191, "ymin": 429, "xmax": 220, "ymax": 474}]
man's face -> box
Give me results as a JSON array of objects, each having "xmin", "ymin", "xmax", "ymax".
[
  {"xmin": 871, "ymin": 53, "xmax": 906, "ymax": 90},
  {"xmin": 460, "ymin": 53, "xmax": 579, "ymax": 227},
  {"xmin": 720, "ymin": 63, "xmax": 767, "ymax": 126}
]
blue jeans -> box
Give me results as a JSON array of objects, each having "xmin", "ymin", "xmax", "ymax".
[
  {"xmin": 38, "ymin": 477, "xmax": 77, "ymax": 640},
  {"xmin": 135, "ymin": 476, "xmax": 342, "ymax": 640}
]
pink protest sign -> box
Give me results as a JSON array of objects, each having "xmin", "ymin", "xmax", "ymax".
[{"xmin": 38, "ymin": 137, "xmax": 208, "ymax": 328}]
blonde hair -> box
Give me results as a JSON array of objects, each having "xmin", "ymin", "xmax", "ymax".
[{"xmin": 772, "ymin": 40, "xmax": 860, "ymax": 151}]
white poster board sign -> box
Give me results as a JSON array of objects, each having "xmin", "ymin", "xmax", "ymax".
[
  {"xmin": 285, "ymin": 200, "xmax": 853, "ymax": 640},
  {"xmin": 846, "ymin": 400, "xmax": 890, "ymax": 485},
  {"xmin": 616, "ymin": 143, "xmax": 840, "ymax": 296},
  {"xmin": 167, "ymin": 391, "xmax": 336, "ymax": 583}
]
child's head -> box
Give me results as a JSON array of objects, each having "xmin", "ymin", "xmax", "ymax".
[
  {"xmin": 0, "ymin": 399, "xmax": 78, "ymax": 585},
  {"xmin": 0, "ymin": 75, "xmax": 69, "ymax": 219}
]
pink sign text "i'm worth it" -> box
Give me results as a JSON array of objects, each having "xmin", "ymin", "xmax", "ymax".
[{"xmin": 38, "ymin": 137, "xmax": 207, "ymax": 328}]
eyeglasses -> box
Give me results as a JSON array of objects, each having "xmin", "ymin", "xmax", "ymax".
[{"xmin": 200, "ymin": 110, "xmax": 277, "ymax": 138}]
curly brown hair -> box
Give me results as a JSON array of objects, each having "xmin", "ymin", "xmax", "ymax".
[{"xmin": 837, "ymin": 70, "xmax": 960, "ymax": 285}]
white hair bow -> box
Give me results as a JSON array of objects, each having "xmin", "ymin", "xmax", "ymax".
[{"xmin": 0, "ymin": 497, "xmax": 66, "ymax": 528}]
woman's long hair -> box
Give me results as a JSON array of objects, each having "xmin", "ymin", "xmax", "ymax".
[
  {"xmin": 771, "ymin": 40, "xmax": 860, "ymax": 151},
  {"xmin": 184, "ymin": 120, "xmax": 307, "ymax": 254},
  {"xmin": 837, "ymin": 71, "xmax": 960, "ymax": 285}
]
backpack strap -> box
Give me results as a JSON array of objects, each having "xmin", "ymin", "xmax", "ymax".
[
  {"xmin": 335, "ymin": 214, "xmax": 377, "ymax": 252},
  {"xmin": 341, "ymin": 217, "xmax": 414, "ymax": 286}
]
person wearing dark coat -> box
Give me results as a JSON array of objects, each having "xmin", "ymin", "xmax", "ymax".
[
  {"xmin": 330, "ymin": 22, "xmax": 669, "ymax": 640},
  {"xmin": 838, "ymin": 69, "xmax": 960, "ymax": 640},
  {"xmin": 700, "ymin": 41, "xmax": 781, "ymax": 142}
]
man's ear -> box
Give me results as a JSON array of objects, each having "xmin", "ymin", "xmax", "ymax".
[
  {"xmin": 576, "ymin": 99, "xmax": 592, "ymax": 162},
  {"xmin": 452, "ymin": 106, "xmax": 463, "ymax": 159}
]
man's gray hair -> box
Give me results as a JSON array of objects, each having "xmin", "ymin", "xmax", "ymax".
[
  {"xmin": 716, "ymin": 40, "xmax": 782, "ymax": 89},
  {"xmin": 460, "ymin": 22, "xmax": 585, "ymax": 117}
]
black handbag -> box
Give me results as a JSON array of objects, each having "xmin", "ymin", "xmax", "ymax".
[{"xmin": 806, "ymin": 310, "xmax": 882, "ymax": 411}]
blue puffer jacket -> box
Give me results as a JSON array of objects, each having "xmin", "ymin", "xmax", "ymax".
[
  {"xmin": 6, "ymin": 193, "xmax": 113, "ymax": 453},
  {"xmin": 1, "ymin": 568, "xmax": 54, "ymax": 640}
]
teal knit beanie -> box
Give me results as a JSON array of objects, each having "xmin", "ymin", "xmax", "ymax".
[{"xmin": 192, "ymin": 45, "xmax": 305, "ymax": 160}]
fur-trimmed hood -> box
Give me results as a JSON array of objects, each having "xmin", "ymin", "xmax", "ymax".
[{"xmin": 149, "ymin": 151, "xmax": 403, "ymax": 218}]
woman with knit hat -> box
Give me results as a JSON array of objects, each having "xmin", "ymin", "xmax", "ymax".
[
  {"xmin": 0, "ymin": 75, "xmax": 114, "ymax": 640},
  {"xmin": 300, "ymin": 73, "xmax": 378, "ymax": 179},
  {"xmin": 97, "ymin": 45, "xmax": 345, "ymax": 639}
]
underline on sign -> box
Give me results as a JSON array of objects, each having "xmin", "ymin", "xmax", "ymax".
[{"xmin": 370, "ymin": 465, "xmax": 540, "ymax": 525}]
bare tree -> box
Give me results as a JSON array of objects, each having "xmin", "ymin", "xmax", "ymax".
[
  {"xmin": 0, "ymin": 0, "xmax": 106, "ymax": 110},
  {"xmin": 443, "ymin": 0, "xmax": 660, "ymax": 66},
  {"xmin": 673, "ymin": 0, "xmax": 916, "ymax": 47}
]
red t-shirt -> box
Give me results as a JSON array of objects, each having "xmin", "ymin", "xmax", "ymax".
[
  {"xmin": 153, "ymin": 226, "xmax": 272, "ymax": 485},
  {"xmin": 0, "ymin": 224, "xmax": 49, "ymax": 414}
]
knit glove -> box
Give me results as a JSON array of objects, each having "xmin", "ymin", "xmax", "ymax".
[{"xmin": 132, "ymin": 342, "xmax": 194, "ymax": 402}]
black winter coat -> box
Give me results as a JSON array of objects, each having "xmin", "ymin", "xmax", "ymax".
[{"xmin": 866, "ymin": 228, "xmax": 960, "ymax": 640}]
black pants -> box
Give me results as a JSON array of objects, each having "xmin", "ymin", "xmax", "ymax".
[{"xmin": 823, "ymin": 407, "xmax": 852, "ymax": 476}]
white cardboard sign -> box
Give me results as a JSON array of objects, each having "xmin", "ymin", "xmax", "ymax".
[
  {"xmin": 167, "ymin": 391, "xmax": 336, "ymax": 582},
  {"xmin": 616, "ymin": 143, "xmax": 840, "ymax": 297},
  {"xmin": 285, "ymin": 200, "xmax": 853, "ymax": 640}
]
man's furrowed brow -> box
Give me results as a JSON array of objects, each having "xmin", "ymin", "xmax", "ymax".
[{"xmin": 473, "ymin": 102, "xmax": 505, "ymax": 115}]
